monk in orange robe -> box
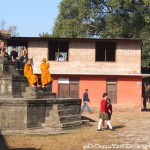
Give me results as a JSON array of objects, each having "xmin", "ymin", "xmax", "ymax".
[
  {"xmin": 24, "ymin": 59, "xmax": 39, "ymax": 87},
  {"xmin": 40, "ymin": 57, "xmax": 51, "ymax": 87}
]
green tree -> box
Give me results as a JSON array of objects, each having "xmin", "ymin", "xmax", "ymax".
[
  {"xmin": 39, "ymin": 32, "xmax": 52, "ymax": 37},
  {"xmin": 52, "ymin": 0, "xmax": 150, "ymax": 68},
  {"xmin": 52, "ymin": 0, "xmax": 108, "ymax": 38}
]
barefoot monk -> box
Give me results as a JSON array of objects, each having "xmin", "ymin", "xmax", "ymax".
[{"xmin": 24, "ymin": 59, "xmax": 39, "ymax": 87}]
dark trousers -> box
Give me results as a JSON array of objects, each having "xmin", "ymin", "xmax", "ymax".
[
  {"xmin": 143, "ymin": 99, "xmax": 147, "ymax": 109},
  {"xmin": 15, "ymin": 60, "xmax": 24, "ymax": 69}
]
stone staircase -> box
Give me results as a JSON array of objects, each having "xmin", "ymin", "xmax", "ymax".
[
  {"xmin": 22, "ymin": 87, "xmax": 56, "ymax": 99},
  {"xmin": 42, "ymin": 104, "xmax": 82, "ymax": 131}
]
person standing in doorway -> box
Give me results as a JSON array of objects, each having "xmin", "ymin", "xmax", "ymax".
[
  {"xmin": 97, "ymin": 93, "xmax": 114, "ymax": 131},
  {"xmin": 81, "ymin": 89, "xmax": 93, "ymax": 114}
]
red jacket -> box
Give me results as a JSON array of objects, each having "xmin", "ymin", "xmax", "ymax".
[{"xmin": 100, "ymin": 99, "xmax": 107, "ymax": 112}]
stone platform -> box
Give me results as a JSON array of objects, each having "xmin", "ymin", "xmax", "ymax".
[
  {"xmin": 0, "ymin": 57, "xmax": 83, "ymax": 134},
  {"xmin": 0, "ymin": 97, "xmax": 82, "ymax": 132}
]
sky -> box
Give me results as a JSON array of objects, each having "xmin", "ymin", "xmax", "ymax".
[{"xmin": 0, "ymin": 0, "xmax": 61, "ymax": 37}]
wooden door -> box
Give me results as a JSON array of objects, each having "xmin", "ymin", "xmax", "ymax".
[
  {"xmin": 58, "ymin": 78, "xmax": 79, "ymax": 98},
  {"xmin": 58, "ymin": 84, "xmax": 69, "ymax": 98},
  {"xmin": 107, "ymin": 78, "xmax": 117, "ymax": 104}
]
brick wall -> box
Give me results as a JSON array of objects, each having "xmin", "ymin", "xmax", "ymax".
[
  {"xmin": 28, "ymin": 40, "xmax": 141, "ymax": 75},
  {"xmin": 28, "ymin": 40, "xmax": 48, "ymax": 74}
]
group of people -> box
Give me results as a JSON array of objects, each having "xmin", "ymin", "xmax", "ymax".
[
  {"xmin": 0, "ymin": 46, "xmax": 28, "ymax": 70},
  {"xmin": 81, "ymin": 90, "xmax": 114, "ymax": 131},
  {"xmin": 0, "ymin": 46, "xmax": 51, "ymax": 88},
  {"xmin": 24, "ymin": 58, "xmax": 51, "ymax": 88}
]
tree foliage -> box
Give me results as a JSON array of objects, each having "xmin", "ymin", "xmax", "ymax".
[
  {"xmin": 39, "ymin": 32, "xmax": 52, "ymax": 37},
  {"xmin": 52, "ymin": 0, "xmax": 150, "ymax": 68}
]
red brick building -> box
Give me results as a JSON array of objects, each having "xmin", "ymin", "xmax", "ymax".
[{"xmin": 6, "ymin": 37, "xmax": 149, "ymax": 112}]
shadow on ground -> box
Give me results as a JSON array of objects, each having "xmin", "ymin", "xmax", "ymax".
[
  {"xmin": 0, "ymin": 132, "xmax": 40, "ymax": 150},
  {"xmin": 113, "ymin": 125, "xmax": 125, "ymax": 130},
  {"xmin": 141, "ymin": 108, "xmax": 150, "ymax": 111},
  {"xmin": 81, "ymin": 116, "xmax": 97, "ymax": 122}
]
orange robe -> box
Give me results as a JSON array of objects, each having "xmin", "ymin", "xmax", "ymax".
[
  {"xmin": 40, "ymin": 62, "xmax": 51, "ymax": 86},
  {"xmin": 24, "ymin": 63, "xmax": 38, "ymax": 86}
]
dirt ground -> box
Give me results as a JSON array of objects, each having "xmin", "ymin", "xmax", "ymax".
[{"xmin": 0, "ymin": 110, "xmax": 150, "ymax": 150}]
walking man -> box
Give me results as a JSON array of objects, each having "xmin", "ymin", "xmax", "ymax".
[{"xmin": 81, "ymin": 89, "xmax": 93, "ymax": 114}]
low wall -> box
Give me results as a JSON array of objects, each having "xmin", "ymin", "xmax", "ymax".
[{"xmin": 0, "ymin": 98, "xmax": 81, "ymax": 131}]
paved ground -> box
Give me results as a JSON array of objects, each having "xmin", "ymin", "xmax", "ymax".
[{"xmin": 0, "ymin": 110, "xmax": 150, "ymax": 150}]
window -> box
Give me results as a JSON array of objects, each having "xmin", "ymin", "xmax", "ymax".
[
  {"xmin": 48, "ymin": 41, "xmax": 69, "ymax": 61},
  {"xmin": 106, "ymin": 78, "xmax": 117, "ymax": 104},
  {"xmin": 96, "ymin": 42, "xmax": 116, "ymax": 62}
]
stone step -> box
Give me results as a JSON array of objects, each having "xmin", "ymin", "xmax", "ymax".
[
  {"xmin": 44, "ymin": 114, "xmax": 81, "ymax": 125},
  {"xmin": 44, "ymin": 118, "xmax": 60, "ymax": 127},
  {"xmin": 40, "ymin": 123, "xmax": 63, "ymax": 131},
  {"xmin": 22, "ymin": 92, "xmax": 38, "ymax": 99},
  {"xmin": 58, "ymin": 109, "xmax": 73, "ymax": 116},
  {"xmin": 59, "ymin": 114, "xmax": 81, "ymax": 123},
  {"xmin": 46, "ymin": 120, "xmax": 88, "ymax": 131},
  {"xmin": 56, "ymin": 104, "xmax": 72, "ymax": 110},
  {"xmin": 82, "ymin": 120, "xmax": 90, "ymax": 126},
  {"xmin": 57, "ymin": 103, "xmax": 80, "ymax": 108},
  {"xmin": 22, "ymin": 92, "xmax": 56, "ymax": 99},
  {"xmin": 38, "ymin": 92, "xmax": 56, "ymax": 99},
  {"xmin": 25, "ymin": 86, "xmax": 53, "ymax": 93},
  {"xmin": 13, "ymin": 95, "xmax": 23, "ymax": 98},
  {"xmin": 56, "ymin": 104, "xmax": 81, "ymax": 115},
  {"xmin": 61, "ymin": 120, "xmax": 82, "ymax": 130},
  {"xmin": 25, "ymin": 87, "xmax": 43, "ymax": 92}
]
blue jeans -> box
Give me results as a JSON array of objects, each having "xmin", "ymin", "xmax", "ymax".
[{"xmin": 81, "ymin": 101, "xmax": 92, "ymax": 113}]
